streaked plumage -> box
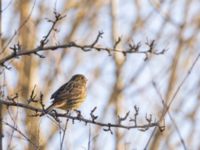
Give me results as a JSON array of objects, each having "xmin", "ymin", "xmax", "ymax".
[{"xmin": 45, "ymin": 74, "xmax": 87, "ymax": 112}]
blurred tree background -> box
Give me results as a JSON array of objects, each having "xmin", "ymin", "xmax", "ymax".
[{"xmin": 0, "ymin": 0, "xmax": 200, "ymax": 149}]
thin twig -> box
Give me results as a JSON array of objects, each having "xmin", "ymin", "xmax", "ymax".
[
  {"xmin": 1, "ymin": 0, "xmax": 37, "ymax": 54},
  {"xmin": 151, "ymin": 81, "xmax": 187, "ymax": 150},
  {"xmin": 144, "ymin": 53, "xmax": 200, "ymax": 149},
  {"xmin": 60, "ymin": 118, "xmax": 69, "ymax": 150},
  {"xmin": 2, "ymin": 121, "xmax": 38, "ymax": 148},
  {"xmin": 88, "ymin": 125, "xmax": 91, "ymax": 150}
]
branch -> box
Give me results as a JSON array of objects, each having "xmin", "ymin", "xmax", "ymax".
[
  {"xmin": 1, "ymin": 0, "xmax": 37, "ymax": 54},
  {"xmin": 2, "ymin": 121, "xmax": 38, "ymax": 148},
  {"xmin": 0, "ymin": 33, "xmax": 166, "ymax": 68},
  {"xmin": 0, "ymin": 99, "xmax": 160, "ymax": 132}
]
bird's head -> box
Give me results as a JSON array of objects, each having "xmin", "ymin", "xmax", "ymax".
[{"xmin": 71, "ymin": 74, "xmax": 87, "ymax": 83}]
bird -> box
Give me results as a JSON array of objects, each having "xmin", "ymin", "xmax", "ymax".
[{"xmin": 43, "ymin": 74, "xmax": 87, "ymax": 115}]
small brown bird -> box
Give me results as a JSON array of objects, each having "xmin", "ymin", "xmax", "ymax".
[{"xmin": 44, "ymin": 74, "xmax": 87, "ymax": 113}]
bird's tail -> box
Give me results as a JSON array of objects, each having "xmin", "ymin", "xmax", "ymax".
[{"xmin": 40, "ymin": 104, "xmax": 54, "ymax": 116}]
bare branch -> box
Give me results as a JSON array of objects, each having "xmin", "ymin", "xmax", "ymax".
[
  {"xmin": 0, "ymin": 99, "xmax": 159, "ymax": 131},
  {"xmin": 0, "ymin": 35, "xmax": 165, "ymax": 69},
  {"xmin": 2, "ymin": 121, "xmax": 38, "ymax": 149}
]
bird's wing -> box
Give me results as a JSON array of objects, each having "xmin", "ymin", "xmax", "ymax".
[
  {"xmin": 51, "ymin": 81, "xmax": 85, "ymax": 103},
  {"xmin": 50, "ymin": 82, "xmax": 69, "ymax": 99}
]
